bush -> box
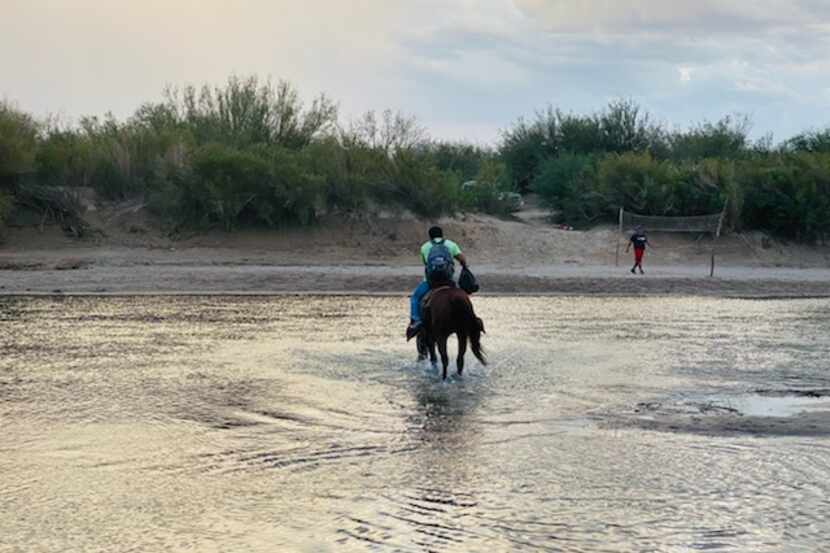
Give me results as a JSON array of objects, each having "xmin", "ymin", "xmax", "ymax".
[
  {"xmin": 740, "ymin": 153, "xmax": 830, "ymax": 243},
  {"xmin": 0, "ymin": 101, "xmax": 38, "ymax": 176},
  {"xmin": 152, "ymin": 143, "xmax": 329, "ymax": 230},
  {"xmin": 668, "ymin": 115, "xmax": 752, "ymax": 161},
  {"xmin": 597, "ymin": 153, "xmax": 678, "ymax": 215},
  {"xmin": 533, "ymin": 153, "xmax": 734, "ymax": 227},
  {"xmin": 675, "ymin": 159, "xmax": 736, "ymax": 219},
  {"xmin": 267, "ymin": 146, "xmax": 325, "ymax": 226},
  {"xmin": 500, "ymin": 109, "xmax": 561, "ymax": 192},
  {"xmin": 178, "ymin": 143, "xmax": 274, "ymax": 229},
  {"xmin": 500, "ymin": 101, "xmax": 664, "ymax": 192},
  {"xmin": 36, "ymin": 129, "xmax": 95, "ymax": 187},
  {"xmin": 533, "ymin": 154, "xmax": 601, "ymax": 225},
  {"xmin": 165, "ymin": 76, "xmax": 337, "ymax": 149},
  {"xmin": 785, "ymin": 129, "xmax": 830, "ymax": 154},
  {"xmin": 0, "ymin": 191, "xmax": 13, "ymax": 227},
  {"xmin": 424, "ymin": 141, "xmax": 495, "ymax": 182},
  {"xmin": 304, "ymin": 137, "xmax": 381, "ymax": 213},
  {"xmin": 459, "ymin": 160, "xmax": 518, "ymax": 215},
  {"xmin": 389, "ymin": 150, "xmax": 461, "ymax": 217}
]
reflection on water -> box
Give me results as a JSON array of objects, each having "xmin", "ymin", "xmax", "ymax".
[{"xmin": 2, "ymin": 296, "xmax": 830, "ymax": 552}]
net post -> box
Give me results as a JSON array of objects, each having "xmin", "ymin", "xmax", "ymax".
[
  {"xmin": 711, "ymin": 201, "xmax": 727, "ymax": 277},
  {"xmin": 615, "ymin": 207, "xmax": 623, "ymax": 266},
  {"xmin": 716, "ymin": 201, "xmax": 727, "ymax": 238}
]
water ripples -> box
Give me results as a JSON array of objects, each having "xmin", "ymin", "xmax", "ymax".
[{"xmin": 2, "ymin": 295, "xmax": 830, "ymax": 551}]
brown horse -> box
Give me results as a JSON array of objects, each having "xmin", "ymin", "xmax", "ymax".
[{"xmin": 421, "ymin": 286, "xmax": 486, "ymax": 380}]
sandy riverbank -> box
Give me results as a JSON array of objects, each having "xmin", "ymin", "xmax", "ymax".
[{"xmin": 2, "ymin": 207, "xmax": 828, "ymax": 297}]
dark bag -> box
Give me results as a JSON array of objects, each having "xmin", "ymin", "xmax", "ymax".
[
  {"xmin": 458, "ymin": 266, "xmax": 479, "ymax": 294},
  {"xmin": 425, "ymin": 239, "xmax": 454, "ymax": 284}
]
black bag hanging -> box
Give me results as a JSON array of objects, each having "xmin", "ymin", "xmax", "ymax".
[{"xmin": 458, "ymin": 267, "xmax": 480, "ymax": 294}]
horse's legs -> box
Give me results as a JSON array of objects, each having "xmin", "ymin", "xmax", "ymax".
[
  {"xmin": 437, "ymin": 336, "xmax": 450, "ymax": 380},
  {"xmin": 456, "ymin": 333, "xmax": 467, "ymax": 375},
  {"xmin": 415, "ymin": 334, "xmax": 428, "ymax": 361},
  {"xmin": 427, "ymin": 335, "xmax": 438, "ymax": 368}
]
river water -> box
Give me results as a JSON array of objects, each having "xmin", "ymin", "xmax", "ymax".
[{"xmin": 2, "ymin": 295, "xmax": 829, "ymax": 552}]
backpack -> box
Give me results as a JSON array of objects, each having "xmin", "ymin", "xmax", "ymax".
[{"xmin": 425, "ymin": 239, "xmax": 454, "ymax": 284}]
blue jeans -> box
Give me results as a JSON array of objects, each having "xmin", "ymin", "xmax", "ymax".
[{"xmin": 409, "ymin": 280, "xmax": 431, "ymax": 323}]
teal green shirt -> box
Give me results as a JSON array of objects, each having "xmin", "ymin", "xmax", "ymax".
[{"xmin": 420, "ymin": 239, "xmax": 462, "ymax": 265}]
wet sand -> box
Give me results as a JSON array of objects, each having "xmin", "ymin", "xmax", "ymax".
[
  {"xmin": 2, "ymin": 208, "xmax": 829, "ymax": 297},
  {"xmin": 2, "ymin": 260, "xmax": 830, "ymax": 297}
]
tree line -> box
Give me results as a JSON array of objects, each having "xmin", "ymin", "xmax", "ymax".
[
  {"xmin": 1, "ymin": 76, "xmax": 829, "ymax": 243},
  {"xmin": 505, "ymin": 101, "xmax": 830, "ymax": 243}
]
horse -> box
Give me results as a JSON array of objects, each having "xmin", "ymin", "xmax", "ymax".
[{"xmin": 420, "ymin": 286, "xmax": 486, "ymax": 380}]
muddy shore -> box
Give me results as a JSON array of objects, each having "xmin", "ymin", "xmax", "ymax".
[
  {"xmin": 2, "ymin": 259, "xmax": 830, "ymax": 297},
  {"xmin": 2, "ymin": 209, "xmax": 828, "ymax": 297}
]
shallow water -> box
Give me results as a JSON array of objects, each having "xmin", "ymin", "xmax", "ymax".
[{"xmin": 2, "ymin": 295, "xmax": 830, "ymax": 552}]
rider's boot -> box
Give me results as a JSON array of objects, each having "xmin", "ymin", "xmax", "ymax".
[{"xmin": 405, "ymin": 319, "xmax": 423, "ymax": 341}]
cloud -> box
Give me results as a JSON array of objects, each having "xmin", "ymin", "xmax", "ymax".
[
  {"xmin": 0, "ymin": 0, "xmax": 828, "ymax": 144},
  {"xmin": 513, "ymin": 0, "xmax": 830, "ymax": 34}
]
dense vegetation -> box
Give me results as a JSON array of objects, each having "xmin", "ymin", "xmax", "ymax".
[
  {"xmin": 508, "ymin": 101, "xmax": 830, "ymax": 242},
  {"xmin": 0, "ymin": 76, "xmax": 511, "ymax": 238},
  {"xmin": 1, "ymin": 77, "xmax": 829, "ymax": 243}
]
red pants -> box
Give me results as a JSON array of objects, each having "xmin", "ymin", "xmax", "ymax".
[{"xmin": 634, "ymin": 248, "xmax": 645, "ymax": 264}]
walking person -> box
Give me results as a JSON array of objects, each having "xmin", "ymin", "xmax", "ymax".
[{"xmin": 625, "ymin": 225, "xmax": 652, "ymax": 274}]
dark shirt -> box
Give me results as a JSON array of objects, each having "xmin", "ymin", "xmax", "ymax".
[{"xmin": 630, "ymin": 233, "xmax": 648, "ymax": 250}]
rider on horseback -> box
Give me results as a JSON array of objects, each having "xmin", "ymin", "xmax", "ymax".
[{"xmin": 405, "ymin": 225, "xmax": 468, "ymax": 340}]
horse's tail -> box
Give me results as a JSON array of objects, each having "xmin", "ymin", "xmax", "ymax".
[
  {"xmin": 455, "ymin": 294, "xmax": 487, "ymax": 365},
  {"xmin": 470, "ymin": 320, "xmax": 487, "ymax": 366}
]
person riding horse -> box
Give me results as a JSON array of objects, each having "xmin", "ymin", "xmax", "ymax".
[{"xmin": 405, "ymin": 226, "xmax": 469, "ymax": 340}]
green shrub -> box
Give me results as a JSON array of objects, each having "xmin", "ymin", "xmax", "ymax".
[
  {"xmin": 533, "ymin": 153, "xmax": 733, "ymax": 227},
  {"xmin": 304, "ymin": 138, "xmax": 382, "ymax": 213},
  {"xmin": 597, "ymin": 153, "xmax": 678, "ymax": 215},
  {"xmin": 500, "ymin": 101, "xmax": 664, "ymax": 192},
  {"xmin": 674, "ymin": 159, "xmax": 736, "ymax": 218},
  {"xmin": 180, "ymin": 143, "xmax": 274, "ymax": 229},
  {"xmin": 424, "ymin": 141, "xmax": 496, "ymax": 182},
  {"xmin": 533, "ymin": 154, "xmax": 601, "ymax": 224},
  {"xmin": 0, "ymin": 101, "xmax": 38, "ymax": 176},
  {"xmin": 165, "ymin": 76, "xmax": 337, "ymax": 149},
  {"xmin": 267, "ymin": 146, "xmax": 325, "ymax": 226},
  {"xmin": 156, "ymin": 143, "xmax": 328, "ymax": 229},
  {"xmin": 461, "ymin": 159, "xmax": 518, "ymax": 215},
  {"xmin": 36, "ymin": 130, "xmax": 95, "ymax": 187},
  {"xmin": 785, "ymin": 129, "xmax": 830, "ymax": 154},
  {"xmin": 389, "ymin": 150, "xmax": 461, "ymax": 217},
  {"xmin": 0, "ymin": 191, "xmax": 13, "ymax": 227},
  {"xmin": 740, "ymin": 153, "xmax": 830, "ymax": 243},
  {"xmin": 500, "ymin": 109, "xmax": 560, "ymax": 192},
  {"xmin": 668, "ymin": 116, "xmax": 752, "ymax": 161}
]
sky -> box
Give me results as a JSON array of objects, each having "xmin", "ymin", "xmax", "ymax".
[{"xmin": 1, "ymin": 0, "xmax": 829, "ymax": 145}]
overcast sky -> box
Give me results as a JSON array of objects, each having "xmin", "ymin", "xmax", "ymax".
[{"xmin": 1, "ymin": 0, "xmax": 829, "ymax": 144}]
